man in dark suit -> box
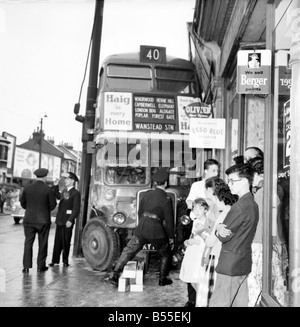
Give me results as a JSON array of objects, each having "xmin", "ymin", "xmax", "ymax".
[
  {"xmin": 105, "ymin": 167, "xmax": 174, "ymax": 286},
  {"xmin": 49, "ymin": 172, "xmax": 81, "ymax": 267},
  {"xmin": 20, "ymin": 168, "xmax": 57, "ymax": 273},
  {"xmin": 209, "ymin": 163, "xmax": 259, "ymax": 307}
]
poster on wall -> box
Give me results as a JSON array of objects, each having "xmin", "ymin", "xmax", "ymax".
[
  {"xmin": 237, "ymin": 49, "xmax": 272, "ymax": 94},
  {"xmin": 13, "ymin": 147, "xmax": 61, "ymax": 181},
  {"xmin": 284, "ymin": 100, "xmax": 290, "ymax": 173},
  {"xmin": 189, "ymin": 118, "xmax": 226, "ymax": 149},
  {"xmin": 178, "ymin": 96, "xmax": 213, "ymax": 134},
  {"xmin": 103, "ymin": 92, "xmax": 133, "ymax": 131}
]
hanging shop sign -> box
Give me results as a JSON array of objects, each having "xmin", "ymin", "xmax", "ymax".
[
  {"xmin": 237, "ymin": 49, "xmax": 272, "ymax": 94},
  {"xmin": 189, "ymin": 118, "xmax": 226, "ymax": 149},
  {"xmin": 178, "ymin": 97, "xmax": 212, "ymax": 134},
  {"xmin": 276, "ymin": 50, "xmax": 291, "ymax": 95}
]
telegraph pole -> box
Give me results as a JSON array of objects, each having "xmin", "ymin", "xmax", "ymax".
[{"xmin": 73, "ymin": 0, "xmax": 104, "ymax": 257}]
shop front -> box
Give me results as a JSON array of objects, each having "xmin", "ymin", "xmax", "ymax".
[
  {"xmin": 189, "ymin": 0, "xmax": 300, "ymax": 306},
  {"xmin": 261, "ymin": 0, "xmax": 300, "ymax": 307}
]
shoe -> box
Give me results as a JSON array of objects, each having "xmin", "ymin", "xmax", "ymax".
[
  {"xmin": 184, "ymin": 301, "xmax": 195, "ymax": 307},
  {"xmin": 22, "ymin": 268, "xmax": 29, "ymax": 273},
  {"xmin": 158, "ymin": 277, "xmax": 173, "ymax": 286},
  {"xmin": 103, "ymin": 272, "xmax": 119, "ymax": 286},
  {"xmin": 37, "ymin": 267, "xmax": 48, "ymax": 272},
  {"xmin": 48, "ymin": 263, "xmax": 57, "ymax": 267},
  {"xmin": 63, "ymin": 263, "xmax": 69, "ymax": 267}
]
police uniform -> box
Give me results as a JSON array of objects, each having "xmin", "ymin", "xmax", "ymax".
[
  {"xmin": 49, "ymin": 172, "xmax": 81, "ymax": 267},
  {"xmin": 20, "ymin": 168, "xmax": 57, "ymax": 272},
  {"xmin": 106, "ymin": 168, "xmax": 174, "ymax": 286}
]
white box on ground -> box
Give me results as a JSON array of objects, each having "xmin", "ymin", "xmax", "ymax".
[
  {"xmin": 130, "ymin": 284, "xmax": 143, "ymax": 292},
  {"xmin": 123, "ymin": 261, "xmax": 137, "ymax": 278},
  {"xmin": 118, "ymin": 273, "xmax": 129, "ymax": 292}
]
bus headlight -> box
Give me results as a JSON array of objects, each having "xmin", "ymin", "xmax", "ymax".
[
  {"xmin": 105, "ymin": 189, "xmax": 115, "ymax": 201},
  {"xmin": 180, "ymin": 215, "xmax": 191, "ymax": 225},
  {"xmin": 113, "ymin": 212, "xmax": 126, "ymax": 225}
]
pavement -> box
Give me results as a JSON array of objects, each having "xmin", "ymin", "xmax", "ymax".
[{"xmin": 0, "ymin": 211, "xmax": 188, "ymax": 308}]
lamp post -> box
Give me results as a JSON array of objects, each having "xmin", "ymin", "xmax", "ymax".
[{"xmin": 39, "ymin": 113, "xmax": 47, "ymax": 169}]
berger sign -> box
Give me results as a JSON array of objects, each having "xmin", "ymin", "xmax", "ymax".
[{"xmin": 237, "ymin": 50, "xmax": 271, "ymax": 94}]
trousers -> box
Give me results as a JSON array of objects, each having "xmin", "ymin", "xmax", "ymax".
[
  {"xmin": 114, "ymin": 234, "xmax": 171, "ymax": 278},
  {"xmin": 23, "ymin": 222, "xmax": 51, "ymax": 269},
  {"xmin": 209, "ymin": 273, "xmax": 249, "ymax": 307},
  {"xmin": 51, "ymin": 224, "xmax": 74, "ymax": 264}
]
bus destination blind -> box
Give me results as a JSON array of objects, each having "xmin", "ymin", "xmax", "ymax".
[{"xmin": 133, "ymin": 94, "xmax": 177, "ymax": 133}]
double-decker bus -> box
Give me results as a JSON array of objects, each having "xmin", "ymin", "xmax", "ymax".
[{"xmin": 81, "ymin": 45, "xmax": 213, "ymax": 271}]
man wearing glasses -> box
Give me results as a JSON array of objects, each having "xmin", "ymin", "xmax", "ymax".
[{"xmin": 209, "ymin": 163, "xmax": 259, "ymax": 307}]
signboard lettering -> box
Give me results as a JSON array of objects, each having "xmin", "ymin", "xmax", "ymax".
[
  {"xmin": 189, "ymin": 118, "xmax": 226, "ymax": 149},
  {"xmin": 104, "ymin": 92, "xmax": 133, "ymax": 131},
  {"xmin": 237, "ymin": 50, "xmax": 271, "ymax": 94},
  {"xmin": 133, "ymin": 95, "xmax": 176, "ymax": 132}
]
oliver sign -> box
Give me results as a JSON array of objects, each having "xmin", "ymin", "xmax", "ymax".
[{"xmin": 237, "ymin": 49, "xmax": 271, "ymax": 95}]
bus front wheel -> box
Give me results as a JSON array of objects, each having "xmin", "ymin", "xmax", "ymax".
[{"xmin": 82, "ymin": 218, "xmax": 120, "ymax": 271}]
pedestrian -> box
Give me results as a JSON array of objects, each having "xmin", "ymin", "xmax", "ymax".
[
  {"xmin": 179, "ymin": 198, "xmax": 211, "ymax": 307},
  {"xmin": 184, "ymin": 158, "xmax": 220, "ymax": 304},
  {"xmin": 244, "ymin": 146, "xmax": 264, "ymax": 163},
  {"xmin": 0, "ymin": 186, "xmax": 6, "ymax": 213},
  {"xmin": 20, "ymin": 168, "xmax": 57, "ymax": 273},
  {"xmin": 104, "ymin": 167, "xmax": 174, "ymax": 287},
  {"xmin": 209, "ymin": 163, "xmax": 259, "ymax": 307},
  {"xmin": 49, "ymin": 172, "xmax": 81, "ymax": 267},
  {"xmin": 247, "ymin": 157, "xmax": 288, "ymax": 306},
  {"xmin": 186, "ymin": 158, "xmax": 221, "ymax": 209},
  {"xmin": 196, "ymin": 177, "xmax": 238, "ymax": 307}
]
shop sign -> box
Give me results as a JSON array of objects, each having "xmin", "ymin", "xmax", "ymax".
[
  {"xmin": 277, "ymin": 51, "xmax": 291, "ymax": 95},
  {"xmin": 178, "ymin": 96, "xmax": 212, "ymax": 134},
  {"xmin": 189, "ymin": 118, "xmax": 225, "ymax": 149},
  {"xmin": 279, "ymin": 66, "xmax": 291, "ymax": 95},
  {"xmin": 237, "ymin": 50, "xmax": 271, "ymax": 94}
]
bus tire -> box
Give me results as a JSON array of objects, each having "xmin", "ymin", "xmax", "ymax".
[{"xmin": 82, "ymin": 218, "xmax": 119, "ymax": 271}]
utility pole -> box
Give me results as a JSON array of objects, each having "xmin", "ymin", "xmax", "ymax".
[{"xmin": 73, "ymin": 0, "xmax": 104, "ymax": 257}]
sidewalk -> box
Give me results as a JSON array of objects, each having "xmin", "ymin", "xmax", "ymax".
[{"xmin": 0, "ymin": 213, "xmax": 187, "ymax": 307}]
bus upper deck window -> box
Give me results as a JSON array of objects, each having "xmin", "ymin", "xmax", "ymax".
[{"xmin": 107, "ymin": 65, "xmax": 151, "ymax": 78}]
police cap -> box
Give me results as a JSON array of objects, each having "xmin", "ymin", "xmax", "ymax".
[
  {"xmin": 34, "ymin": 168, "xmax": 49, "ymax": 178},
  {"xmin": 67, "ymin": 171, "xmax": 79, "ymax": 182},
  {"xmin": 152, "ymin": 168, "xmax": 169, "ymax": 183}
]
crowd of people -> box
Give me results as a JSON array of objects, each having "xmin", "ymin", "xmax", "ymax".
[{"xmin": 104, "ymin": 145, "xmax": 288, "ymax": 307}]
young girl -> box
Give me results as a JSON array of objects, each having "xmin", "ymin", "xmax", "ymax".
[
  {"xmin": 196, "ymin": 177, "xmax": 238, "ymax": 307},
  {"xmin": 179, "ymin": 198, "xmax": 211, "ymax": 305}
]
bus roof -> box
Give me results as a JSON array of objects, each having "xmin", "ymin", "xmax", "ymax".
[{"xmin": 101, "ymin": 52, "xmax": 194, "ymax": 69}]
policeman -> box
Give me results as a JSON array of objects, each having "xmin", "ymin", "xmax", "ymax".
[
  {"xmin": 49, "ymin": 172, "xmax": 81, "ymax": 267},
  {"xmin": 105, "ymin": 167, "xmax": 174, "ymax": 286}
]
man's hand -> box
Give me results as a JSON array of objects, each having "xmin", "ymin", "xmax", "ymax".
[
  {"xmin": 66, "ymin": 221, "xmax": 72, "ymax": 228},
  {"xmin": 216, "ymin": 223, "xmax": 231, "ymax": 237}
]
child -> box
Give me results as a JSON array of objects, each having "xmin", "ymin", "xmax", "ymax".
[{"xmin": 179, "ymin": 198, "xmax": 211, "ymax": 306}]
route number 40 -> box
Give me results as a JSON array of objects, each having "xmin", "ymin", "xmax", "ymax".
[
  {"xmin": 146, "ymin": 49, "xmax": 160, "ymax": 61},
  {"xmin": 140, "ymin": 45, "xmax": 166, "ymax": 64}
]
